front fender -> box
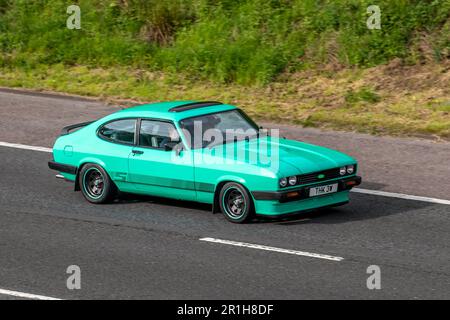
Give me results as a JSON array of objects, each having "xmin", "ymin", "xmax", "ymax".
[{"xmin": 215, "ymin": 175, "xmax": 247, "ymax": 188}]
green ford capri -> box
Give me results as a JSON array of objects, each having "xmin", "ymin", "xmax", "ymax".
[{"xmin": 48, "ymin": 101, "xmax": 361, "ymax": 223}]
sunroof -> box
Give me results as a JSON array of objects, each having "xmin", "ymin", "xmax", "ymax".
[{"xmin": 169, "ymin": 101, "xmax": 223, "ymax": 112}]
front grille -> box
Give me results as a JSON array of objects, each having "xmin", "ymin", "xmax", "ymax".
[{"xmin": 297, "ymin": 168, "xmax": 343, "ymax": 185}]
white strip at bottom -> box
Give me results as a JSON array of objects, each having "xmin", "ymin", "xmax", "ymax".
[
  {"xmin": 199, "ymin": 237, "xmax": 344, "ymax": 262},
  {"xmin": 0, "ymin": 288, "xmax": 61, "ymax": 300}
]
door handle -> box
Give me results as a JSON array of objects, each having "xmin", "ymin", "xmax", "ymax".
[{"xmin": 132, "ymin": 150, "xmax": 144, "ymax": 155}]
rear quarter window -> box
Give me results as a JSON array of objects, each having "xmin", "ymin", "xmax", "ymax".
[{"xmin": 98, "ymin": 119, "xmax": 136, "ymax": 145}]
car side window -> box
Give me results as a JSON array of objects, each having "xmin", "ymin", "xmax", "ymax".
[
  {"xmin": 98, "ymin": 119, "xmax": 136, "ymax": 145},
  {"xmin": 139, "ymin": 120, "xmax": 180, "ymax": 149}
]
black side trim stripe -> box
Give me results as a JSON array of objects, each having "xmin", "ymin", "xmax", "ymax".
[
  {"xmin": 196, "ymin": 182, "xmax": 215, "ymax": 193},
  {"xmin": 48, "ymin": 161, "xmax": 78, "ymax": 175},
  {"xmin": 127, "ymin": 179, "xmax": 215, "ymax": 193}
]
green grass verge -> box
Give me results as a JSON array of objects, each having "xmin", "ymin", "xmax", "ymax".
[{"xmin": 1, "ymin": 64, "xmax": 448, "ymax": 139}]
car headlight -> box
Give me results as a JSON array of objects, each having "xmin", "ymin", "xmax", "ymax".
[
  {"xmin": 288, "ymin": 176, "xmax": 297, "ymax": 186},
  {"xmin": 279, "ymin": 177, "xmax": 288, "ymax": 187},
  {"xmin": 339, "ymin": 167, "xmax": 347, "ymax": 176},
  {"xmin": 347, "ymin": 165, "xmax": 355, "ymax": 174}
]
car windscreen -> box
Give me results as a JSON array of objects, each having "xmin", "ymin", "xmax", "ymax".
[{"xmin": 179, "ymin": 109, "xmax": 259, "ymax": 149}]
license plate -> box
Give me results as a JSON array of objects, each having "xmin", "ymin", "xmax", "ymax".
[{"xmin": 309, "ymin": 183, "xmax": 338, "ymax": 197}]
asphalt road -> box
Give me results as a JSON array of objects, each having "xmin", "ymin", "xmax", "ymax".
[
  {"xmin": 1, "ymin": 87, "xmax": 449, "ymax": 199},
  {"xmin": 0, "ymin": 88, "xmax": 449, "ymax": 299}
]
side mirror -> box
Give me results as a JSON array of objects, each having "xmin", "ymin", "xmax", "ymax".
[
  {"xmin": 164, "ymin": 141, "xmax": 183, "ymax": 156},
  {"xmin": 164, "ymin": 142, "xmax": 176, "ymax": 151}
]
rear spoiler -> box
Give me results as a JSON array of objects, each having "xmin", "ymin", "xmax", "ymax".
[{"xmin": 61, "ymin": 121, "xmax": 94, "ymax": 136}]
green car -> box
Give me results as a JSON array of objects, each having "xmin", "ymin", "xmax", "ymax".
[{"xmin": 48, "ymin": 101, "xmax": 361, "ymax": 223}]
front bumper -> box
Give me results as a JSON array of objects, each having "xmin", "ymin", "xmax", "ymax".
[{"xmin": 251, "ymin": 176, "xmax": 361, "ymax": 216}]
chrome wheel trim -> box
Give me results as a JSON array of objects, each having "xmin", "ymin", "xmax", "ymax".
[
  {"xmin": 83, "ymin": 168, "xmax": 104, "ymax": 199},
  {"xmin": 223, "ymin": 187, "xmax": 247, "ymax": 219}
]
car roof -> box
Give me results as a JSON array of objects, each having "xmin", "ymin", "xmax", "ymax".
[{"xmin": 112, "ymin": 101, "xmax": 237, "ymax": 122}]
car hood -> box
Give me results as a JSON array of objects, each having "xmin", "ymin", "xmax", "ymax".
[{"xmin": 205, "ymin": 136, "xmax": 356, "ymax": 177}]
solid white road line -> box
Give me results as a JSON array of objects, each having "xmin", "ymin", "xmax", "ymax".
[
  {"xmin": 0, "ymin": 140, "xmax": 449, "ymax": 205},
  {"xmin": 199, "ymin": 237, "xmax": 344, "ymax": 262},
  {"xmin": 0, "ymin": 141, "xmax": 52, "ymax": 153},
  {"xmin": 352, "ymin": 188, "xmax": 450, "ymax": 206},
  {"xmin": 0, "ymin": 288, "xmax": 61, "ymax": 300}
]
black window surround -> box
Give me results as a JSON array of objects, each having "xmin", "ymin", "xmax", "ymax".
[
  {"xmin": 97, "ymin": 117, "xmax": 186, "ymax": 151},
  {"xmin": 97, "ymin": 118, "xmax": 138, "ymax": 146}
]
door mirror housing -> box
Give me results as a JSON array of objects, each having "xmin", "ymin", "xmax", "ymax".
[
  {"xmin": 164, "ymin": 141, "xmax": 183, "ymax": 156},
  {"xmin": 164, "ymin": 142, "xmax": 176, "ymax": 151}
]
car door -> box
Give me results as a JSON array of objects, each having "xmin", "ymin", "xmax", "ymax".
[{"xmin": 128, "ymin": 119, "xmax": 196, "ymax": 201}]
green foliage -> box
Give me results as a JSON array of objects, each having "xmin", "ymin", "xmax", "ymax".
[
  {"xmin": 345, "ymin": 87, "xmax": 381, "ymax": 104},
  {"xmin": 0, "ymin": 0, "xmax": 449, "ymax": 84}
]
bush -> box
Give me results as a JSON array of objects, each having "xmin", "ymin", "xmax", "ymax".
[{"xmin": 0, "ymin": 0, "xmax": 448, "ymax": 84}]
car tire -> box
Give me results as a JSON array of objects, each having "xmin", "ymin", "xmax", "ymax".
[
  {"xmin": 219, "ymin": 182, "xmax": 254, "ymax": 223},
  {"xmin": 79, "ymin": 164, "xmax": 116, "ymax": 204}
]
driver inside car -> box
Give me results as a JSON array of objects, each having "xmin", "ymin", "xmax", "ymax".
[{"xmin": 159, "ymin": 126, "xmax": 180, "ymax": 149}]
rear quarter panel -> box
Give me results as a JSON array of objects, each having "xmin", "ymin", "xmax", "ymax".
[{"xmin": 52, "ymin": 121, "xmax": 132, "ymax": 190}]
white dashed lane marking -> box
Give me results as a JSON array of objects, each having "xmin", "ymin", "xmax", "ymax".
[
  {"xmin": 0, "ymin": 141, "xmax": 52, "ymax": 153},
  {"xmin": 199, "ymin": 238, "xmax": 345, "ymax": 262},
  {"xmin": 352, "ymin": 188, "xmax": 450, "ymax": 206},
  {"xmin": 0, "ymin": 288, "xmax": 62, "ymax": 300}
]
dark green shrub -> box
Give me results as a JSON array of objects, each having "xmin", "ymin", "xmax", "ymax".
[{"xmin": 0, "ymin": 0, "xmax": 448, "ymax": 84}]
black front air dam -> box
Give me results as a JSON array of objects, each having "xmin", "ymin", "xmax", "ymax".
[{"xmin": 252, "ymin": 176, "xmax": 362, "ymax": 203}]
